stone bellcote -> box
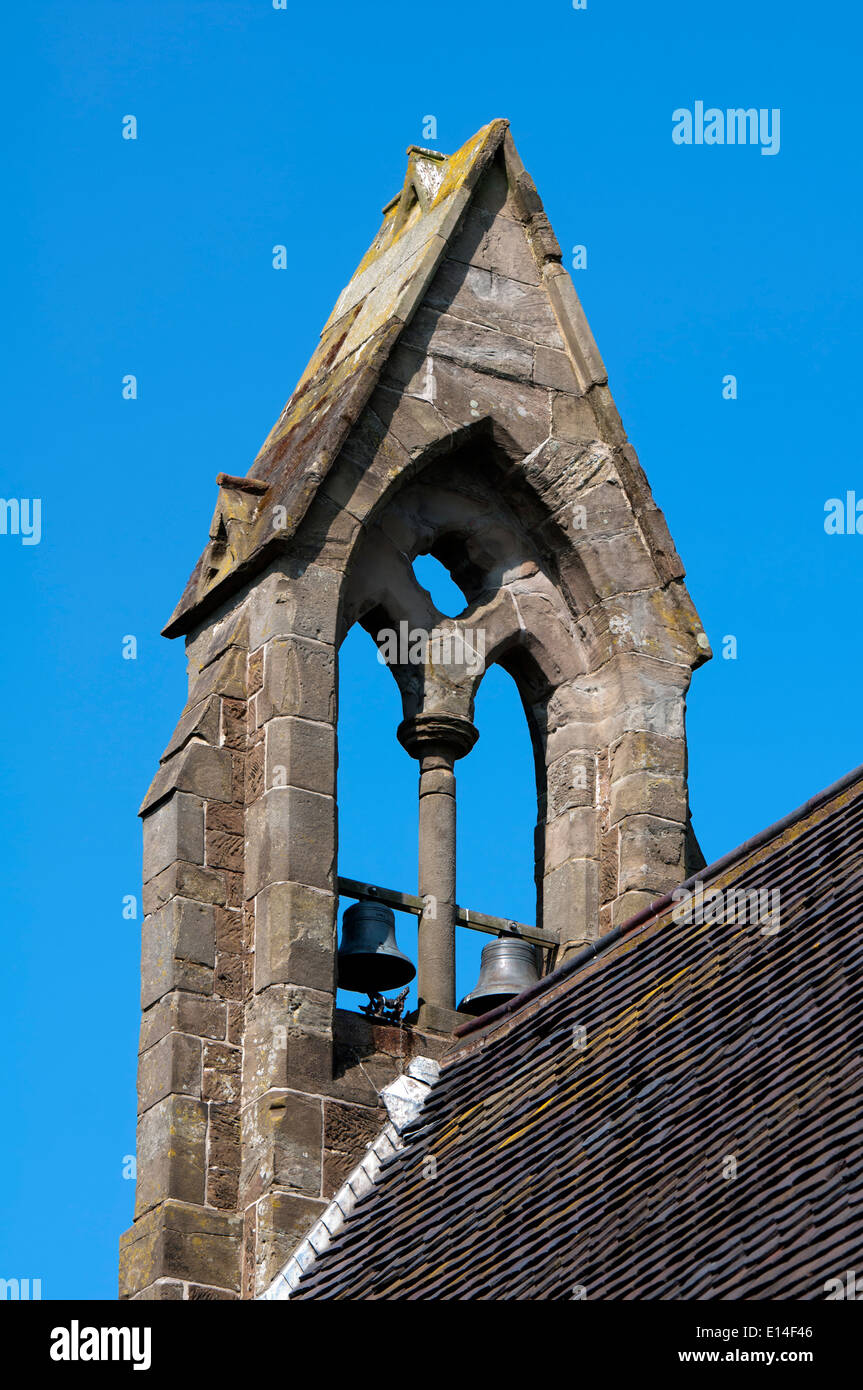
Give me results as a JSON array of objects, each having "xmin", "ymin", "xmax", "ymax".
[{"xmin": 120, "ymin": 119, "xmax": 710, "ymax": 1301}]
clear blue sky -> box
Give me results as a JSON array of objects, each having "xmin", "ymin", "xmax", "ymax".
[{"xmin": 1, "ymin": 0, "xmax": 860, "ymax": 1299}]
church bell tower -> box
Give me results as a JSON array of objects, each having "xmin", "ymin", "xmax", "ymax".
[{"xmin": 119, "ymin": 119, "xmax": 710, "ymax": 1300}]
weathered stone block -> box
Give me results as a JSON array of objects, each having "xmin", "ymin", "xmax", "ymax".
[
  {"xmin": 254, "ymin": 1193, "xmax": 326, "ymax": 1294},
  {"xmin": 368, "ymin": 380, "xmax": 453, "ymax": 458},
  {"xmin": 544, "ymin": 857, "xmax": 600, "ymax": 954},
  {"xmin": 587, "ymin": 384, "xmax": 627, "ymax": 445},
  {"xmin": 135, "ymin": 1097, "xmax": 207, "ymax": 1216},
  {"xmin": 265, "ymin": 717, "xmax": 336, "ymax": 798},
  {"xmin": 141, "ymin": 898, "xmax": 216, "ymax": 1009},
  {"xmin": 379, "ymin": 355, "xmax": 550, "ymax": 457},
  {"xmin": 139, "ymin": 992, "xmax": 226, "ymax": 1052},
  {"xmin": 402, "ymin": 306, "xmax": 534, "ymax": 383},
  {"xmin": 119, "ymin": 1201, "xmax": 242, "ymax": 1298},
  {"xmin": 612, "ymin": 731, "xmax": 686, "ymax": 783},
  {"xmin": 333, "ymin": 1008, "xmax": 448, "ymax": 1065},
  {"xmin": 185, "ymin": 605, "xmax": 249, "ymax": 677},
  {"xmin": 547, "ymin": 750, "xmax": 596, "ymax": 816},
  {"xmin": 324, "ymin": 1100, "xmax": 382, "ymax": 1153},
  {"xmin": 225, "ymin": 870, "xmax": 243, "ymax": 908},
  {"xmin": 323, "ymin": 1148, "xmax": 358, "ymax": 1197},
  {"xmin": 142, "ymin": 861, "xmax": 226, "ymax": 916},
  {"xmin": 542, "ymin": 807, "xmax": 598, "ymax": 873},
  {"xmin": 600, "ymin": 826, "xmax": 618, "ymax": 906},
  {"xmin": 248, "ymin": 564, "xmax": 341, "ymax": 651},
  {"xmin": 339, "ymin": 236, "xmax": 447, "ymax": 358},
  {"xmin": 425, "ymin": 257, "xmax": 564, "ymax": 348},
  {"xmin": 203, "ymin": 1040, "xmax": 240, "ymax": 1072},
  {"xmin": 243, "ymin": 1091, "xmax": 323, "ymax": 1200},
  {"xmin": 142, "ymin": 793, "xmax": 204, "ymax": 883},
  {"xmin": 254, "ymin": 881, "xmax": 335, "ymax": 994},
  {"xmin": 518, "ymin": 435, "xmax": 612, "ymax": 513},
  {"xmin": 246, "ymin": 741, "xmax": 265, "ymax": 803},
  {"xmin": 141, "ymin": 744, "xmax": 233, "ymax": 815},
  {"xmin": 291, "ymin": 493, "xmax": 363, "ymax": 573},
  {"xmin": 206, "ymin": 1167, "xmax": 239, "ymax": 1210},
  {"xmin": 203, "ymin": 1074, "xmax": 239, "ymax": 1105},
  {"xmin": 550, "ymin": 392, "xmax": 599, "ymax": 444},
  {"xmin": 256, "ymin": 637, "xmax": 336, "ymax": 726},
  {"xmin": 244, "ymin": 787, "xmax": 335, "ymax": 896},
  {"xmin": 205, "ymin": 822, "xmax": 244, "ymax": 873},
  {"xmin": 534, "ymin": 345, "xmax": 580, "ymax": 392},
  {"xmin": 214, "ymin": 951, "xmax": 245, "ymax": 1001},
  {"xmin": 160, "ymin": 696, "xmax": 221, "ymax": 764},
  {"xmin": 227, "ymin": 1002, "xmax": 243, "ymax": 1044},
  {"xmin": 248, "ymin": 647, "xmax": 264, "ymax": 694},
  {"xmin": 220, "ymin": 697, "xmax": 246, "ymax": 751},
  {"xmin": 243, "ymin": 985, "xmax": 333, "ymax": 1100},
  {"xmin": 325, "ymin": 405, "xmax": 415, "ymax": 524},
  {"xmin": 562, "ymin": 478, "xmax": 638, "ymax": 543},
  {"xmin": 636, "ymin": 506, "xmax": 686, "ymax": 583},
  {"xmin": 611, "ymin": 771, "xmax": 687, "ymax": 827},
  {"xmin": 137, "ymin": 1032, "xmax": 202, "ymax": 1113},
  {"xmin": 187, "ymin": 645, "xmax": 248, "ymax": 707},
  {"xmin": 542, "ymin": 263, "xmax": 607, "ymax": 392},
  {"xmin": 446, "ymin": 202, "xmax": 541, "ymax": 284},
  {"xmin": 214, "ymin": 905, "xmax": 243, "ymax": 953},
  {"xmin": 415, "ymin": 1002, "xmax": 462, "ymax": 1036},
  {"xmin": 209, "ymin": 794, "xmax": 244, "ymax": 839},
  {"xmin": 208, "ymin": 1103, "xmax": 240, "ymax": 1175},
  {"xmin": 612, "ymin": 889, "xmax": 655, "ymax": 927},
  {"xmin": 204, "ymin": 1040, "xmax": 239, "ymax": 1070},
  {"xmin": 544, "ymin": 655, "xmax": 689, "ymax": 763},
  {"xmin": 576, "ymin": 533, "xmax": 661, "ymax": 602},
  {"xmin": 233, "ymin": 749, "xmax": 246, "ymax": 804},
  {"xmin": 617, "ymin": 813, "xmax": 686, "ymax": 896}
]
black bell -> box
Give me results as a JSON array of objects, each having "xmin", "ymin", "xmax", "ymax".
[
  {"xmin": 337, "ymin": 901, "xmax": 416, "ymax": 994},
  {"xmin": 457, "ymin": 937, "xmax": 540, "ymax": 1015}
]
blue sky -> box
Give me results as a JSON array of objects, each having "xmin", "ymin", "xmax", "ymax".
[{"xmin": 1, "ymin": 0, "xmax": 860, "ymax": 1299}]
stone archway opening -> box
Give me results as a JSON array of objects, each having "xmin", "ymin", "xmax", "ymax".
[
  {"xmin": 411, "ymin": 552, "xmax": 468, "ymax": 619},
  {"xmin": 334, "ymin": 622, "xmax": 420, "ymax": 1016}
]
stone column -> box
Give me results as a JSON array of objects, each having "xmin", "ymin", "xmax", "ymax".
[{"xmin": 397, "ymin": 713, "xmax": 478, "ymax": 1031}]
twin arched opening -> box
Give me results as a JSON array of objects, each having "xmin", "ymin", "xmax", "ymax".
[{"xmin": 331, "ymin": 433, "xmax": 588, "ymax": 1017}]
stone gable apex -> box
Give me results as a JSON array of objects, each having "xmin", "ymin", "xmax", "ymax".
[{"xmin": 163, "ymin": 120, "xmax": 612, "ymax": 639}]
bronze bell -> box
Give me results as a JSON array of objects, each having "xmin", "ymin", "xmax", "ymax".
[
  {"xmin": 337, "ymin": 901, "xmax": 416, "ymax": 995},
  {"xmin": 457, "ymin": 937, "xmax": 540, "ymax": 1015}
]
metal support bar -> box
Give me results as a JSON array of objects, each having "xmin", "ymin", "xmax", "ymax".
[{"xmin": 337, "ymin": 876, "xmax": 556, "ymax": 950}]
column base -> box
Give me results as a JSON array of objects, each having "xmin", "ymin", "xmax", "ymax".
[{"xmin": 415, "ymin": 1002, "xmax": 463, "ymax": 1034}]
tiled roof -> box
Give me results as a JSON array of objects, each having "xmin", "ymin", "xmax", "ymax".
[{"xmin": 290, "ymin": 765, "xmax": 863, "ymax": 1300}]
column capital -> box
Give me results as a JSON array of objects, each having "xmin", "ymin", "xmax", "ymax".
[{"xmin": 397, "ymin": 713, "xmax": 479, "ymax": 763}]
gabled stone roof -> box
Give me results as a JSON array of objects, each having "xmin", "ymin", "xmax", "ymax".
[
  {"xmin": 285, "ymin": 763, "xmax": 863, "ymax": 1300},
  {"xmin": 164, "ymin": 119, "xmax": 608, "ymax": 638}
]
